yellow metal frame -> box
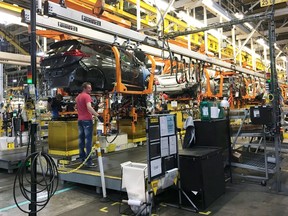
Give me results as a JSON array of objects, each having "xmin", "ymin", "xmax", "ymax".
[{"xmin": 48, "ymin": 149, "xmax": 79, "ymax": 157}]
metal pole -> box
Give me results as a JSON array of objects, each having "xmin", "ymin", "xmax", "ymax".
[
  {"xmin": 204, "ymin": 6, "xmax": 208, "ymax": 54},
  {"xmin": 31, "ymin": 0, "xmax": 37, "ymax": 87},
  {"xmin": 268, "ymin": 12, "xmax": 281, "ymax": 192},
  {"xmin": 29, "ymin": 0, "xmax": 37, "ymax": 215},
  {"xmin": 232, "ymin": 26, "xmax": 236, "ymax": 63},
  {"xmin": 0, "ymin": 64, "xmax": 3, "ymax": 103},
  {"xmin": 218, "ymin": 16, "xmax": 223, "ymax": 59},
  {"xmin": 96, "ymin": 130, "xmax": 107, "ymax": 199},
  {"xmin": 187, "ymin": 10, "xmax": 191, "ymax": 50},
  {"xmin": 29, "ymin": 124, "xmax": 38, "ymax": 216},
  {"xmin": 136, "ymin": 0, "xmax": 141, "ymax": 31},
  {"xmin": 251, "ymin": 39, "xmax": 256, "ymax": 71},
  {"xmin": 263, "ymin": 47, "xmax": 267, "ymax": 68},
  {"xmin": 238, "ymin": 39, "xmax": 242, "ymax": 67}
]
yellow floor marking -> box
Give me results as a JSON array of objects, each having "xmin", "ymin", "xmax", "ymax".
[
  {"xmin": 111, "ymin": 202, "xmax": 121, "ymax": 206},
  {"xmin": 100, "ymin": 207, "xmax": 108, "ymax": 213},
  {"xmin": 199, "ymin": 211, "xmax": 212, "ymax": 215}
]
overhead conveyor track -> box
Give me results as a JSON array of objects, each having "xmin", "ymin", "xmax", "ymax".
[{"xmin": 21, "ymin": 1, "xmax": 266, "ymax": 79}]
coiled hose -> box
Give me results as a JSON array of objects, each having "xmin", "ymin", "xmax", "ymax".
[{"xmin": 13, "ymin": 151, "xmax": 59, "ymax": 214}]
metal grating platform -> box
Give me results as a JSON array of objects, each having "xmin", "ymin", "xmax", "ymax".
[{"xmin": 231, "ymin": 151, "xmax": 276, "ymax": 174}]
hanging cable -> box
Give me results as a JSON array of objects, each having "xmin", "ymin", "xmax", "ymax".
[{"xmin": 13, "ymin": 151, "xmax": 59, "ymax": 214}]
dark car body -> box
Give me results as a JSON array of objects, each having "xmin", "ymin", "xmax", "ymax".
[{"xmin": 40, "ymin": 40, "xmax": 149, "ymax": 93}]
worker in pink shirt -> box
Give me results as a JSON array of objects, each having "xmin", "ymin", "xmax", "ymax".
[{"xmin": 76, "ymin": 82, "xmax": 103, "ymax": 167}]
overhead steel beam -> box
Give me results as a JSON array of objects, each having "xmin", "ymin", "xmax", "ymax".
[
  {"xmin": 244, "ymin": 0, "xmax": 260, "ymax": 14},
  {"xmin": 174, "ymin": 0, "xmax": 202, "ymax": 9},
  {"xmin": 201, "ymin": 0, "xmax": 251, "ymax": 34},
  {"xmin": 164, "ymin": 12, "xmax": 271, "ymax": 39},
  {"xmin": 22, "ymin": 3, "xmax": 266, "ymax": 78},
  {"xmin": 275, "ymin": 39, "xmax": 288, "ymax": 45},
  {"xmin": 0, "ymin": 51, "xmax": 40, "ymax": 66},
  {"xmin": 236, "ymin": 26, "xmax": 288, "ymax": 40}
]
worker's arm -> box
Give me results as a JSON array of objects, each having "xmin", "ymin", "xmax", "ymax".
[{"xmin": 86, "ymin": 102, "xmax": 99, "ymax": 116}]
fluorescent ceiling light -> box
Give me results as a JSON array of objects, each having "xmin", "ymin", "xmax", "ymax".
[
  {"xmin": 234, "ymin": 12, "xmax": 244, "ymax": 19},
  {"xmin": 176, "ymin": 11, "xmax": 227, "ymax": 39},
  {"xmin": 12, "ymin": 79, "xmax": 17, "ymax": 83},
  {"xmin": 36, "ymin": 51, "xmax": 45, "ymax": 57},
  {"xmin": 256, "ymin": 38, "xmax": 269, "ymax": 49},
  {"xmin": 0, "ymin": 11, "xmax": 21, "ymax": 25},
  {"xmin": 202, "ymin": 0, "xmax": 231, "ymax": 21},
  {"xmin": 177, "ymin": 11, "xmax": 205, "ymax": 28},
  {"xmin": 235, "ymin": 13, "xmax": 254, "ymax": 30},
  {"xmin": 244, "ymin": 22, "xmax": 253, "ymax": 30},
  {"xmin": 154, "ymin": 0, "xmax": 175, "ymax": 11},
  {"xmin": 280, "ymin": 56, "xmax": 287, "ymax": 61}
]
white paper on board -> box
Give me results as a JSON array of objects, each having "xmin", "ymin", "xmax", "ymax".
[
  {"xmin": 150, "ymin": 158, "xmax": 162, "ymax": 177},
  {"xmin": 160, "ymin": 137, "xmax": 169, "ymax": 157},
  {"xmin": 160, "ymin": 116, "xmax": 168, "ymax": 136},
  {"xmin": 166, "ymin": 115, "xmax": 175, "ymax": 136},
  {"xmin": 169, "ymin": 135, "xmax": 177, "ymax": 155}
]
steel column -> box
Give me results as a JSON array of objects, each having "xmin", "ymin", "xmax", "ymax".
[
  {"xmin": 268, "ymin": 11, "xmax": 281, "ymax": 192},
  {"xmin": 0, "ymin": 64, "xmax": 3, "ymax": 103}
]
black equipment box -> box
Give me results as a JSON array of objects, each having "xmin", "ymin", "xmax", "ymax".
[
  {"xmin": 250, "ymin": 106, "xmax": 273, "ymax": 125},
  {"xmin": 194, "ymin": 119, "xmax": 229, "ymax": 150},
  {"xmin": 179, "ymin": 147, "xmax": 225, "ymax": 209}
]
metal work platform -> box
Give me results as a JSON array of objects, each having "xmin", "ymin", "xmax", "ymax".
[
  {"xmin": 0, "ymin": 148, "xmax": 27, "ymax": 173},
  {"xmin": 58, "ymin": 146, "xmax": 147, "ymax": 191},
  {"xmin": 231, "ymin": 151, "xmax": 277, "ymax": 174}
]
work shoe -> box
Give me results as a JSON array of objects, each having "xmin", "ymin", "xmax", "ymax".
[{"xmin": 85, "ymin": 162, "xmax": 97, "ymax": 168}]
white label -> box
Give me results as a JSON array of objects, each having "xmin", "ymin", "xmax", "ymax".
[
  {"xmin": 202, "ymin": 107, "xmax": 209, "ymax": 116},
  {"xmin": 171, "ymin": 101, "xmax": 178, "ymax": 108},
  {"xmin": 253, "ymin": 110, "xmax": 260, "ymax": 118}
]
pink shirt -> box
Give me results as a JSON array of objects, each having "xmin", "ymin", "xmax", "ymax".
[{"xmin": 76, "ymin": 92, "xmax": 93, "ymax": 120}]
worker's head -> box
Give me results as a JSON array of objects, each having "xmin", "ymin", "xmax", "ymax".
[{"xmin": 82, "ymin": 82, "xmax": 92, "ymax": 94}]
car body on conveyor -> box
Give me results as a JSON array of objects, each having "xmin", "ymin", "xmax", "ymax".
[{"xmin": 41, "ymin": 40, "xmax": 150, "ymax": 93}]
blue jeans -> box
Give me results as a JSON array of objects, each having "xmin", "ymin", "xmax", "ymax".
[{"xmin": 78, "ymin": 120, "xmax": 93, "ymax": 165}]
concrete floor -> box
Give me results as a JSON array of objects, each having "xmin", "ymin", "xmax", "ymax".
[{"xmin": 1, "ymin": 153, "xmax": 288, "ymax": 216}]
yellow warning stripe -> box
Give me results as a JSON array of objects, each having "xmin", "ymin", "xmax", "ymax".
[{"xmin": 199, "ymin": 211, "xmax": 212, "ymax": 215}]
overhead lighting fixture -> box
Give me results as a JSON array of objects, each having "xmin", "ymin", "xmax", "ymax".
[
  {"xmin": 256, "ymin": 38, "xmax": 269, "ymax": 49},
  {"xmin": 176, "ymin": 11, "xmax": 205, "ymax": 28},
  {"xmin": 202, "ymin": 0, "xmax": 231, "ymax": 21},
  {"xmin": 0, "ymin": 11, "xmax": 22, "ymax": 26},
  {"xmin": 12, "ymin": 79, "xmax": 17, "ymax": 83},
  {"xmin": 154, "ymin": 0, "xmax": 175, "ymax": 11},
  {"xmin": 244, "ymin": 22, "xmax": 253, "ymax": 30},
  {"xmin": 234, "ymin": 12, "xmax": 254, "ymax": 30},
  {"xmin": 176, "ymin": 11, "xmax": 227, "ymax": 39},
  {"xmin": 280, "ymin": 56, "xmax": 287, "ymax": 62},
  {"xmin": 36, "ymin": 51, "xmax": 45, "ymax": 57},
  {"xmin": 234, "ymin": 12, "xmax": 244, "ymax": 19}
]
